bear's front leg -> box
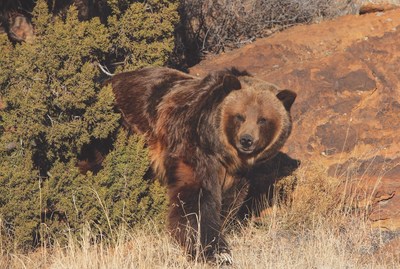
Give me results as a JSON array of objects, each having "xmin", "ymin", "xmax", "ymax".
[{"xmin": 167, "ymin": 160, "xmax": 232, "ymax": 265}]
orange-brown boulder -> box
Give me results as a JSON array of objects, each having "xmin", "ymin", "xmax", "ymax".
[{"xmin": 191, "ymin": 8, "xmax": 400, "ymax": 231}]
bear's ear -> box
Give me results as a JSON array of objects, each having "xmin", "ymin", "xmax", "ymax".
[
  {"xmin": 277, "ymin": 89, "xmax": 296, "ymax": 111},
  {"xmin": 222, "ymin": 75, "xmax": 241, "ymax": 92}
]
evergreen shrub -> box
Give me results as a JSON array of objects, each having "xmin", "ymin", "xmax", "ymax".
[{"xmin": 0, "ymin": 0, "xmax": 177, "ymax": 250}]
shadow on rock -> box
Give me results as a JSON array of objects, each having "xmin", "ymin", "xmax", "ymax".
[{"xmin": 238, "ymin": 152, "xmax": 300, "ymax": 220}]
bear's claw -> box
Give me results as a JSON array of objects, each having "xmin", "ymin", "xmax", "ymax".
[{"xmin": 214, "ymin": 251, "xmax": 233, "ymax": 266}]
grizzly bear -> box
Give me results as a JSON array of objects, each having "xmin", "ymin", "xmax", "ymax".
[{"xmin": 109, "ymin": 67, "xmax": 296, "ymax": 264}]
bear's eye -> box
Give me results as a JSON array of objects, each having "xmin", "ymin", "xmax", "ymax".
[
  {"xmin": 234, "ymin": 114, "xmax": 245, "ymax": 122},
  {"xmin": 257, "ymin": 118, "xmax": 267, "ymax": 125}
]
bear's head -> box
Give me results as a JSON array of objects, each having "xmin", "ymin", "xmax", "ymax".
[{"xmin": 219, "ymin": 76, "xmax": 296, "ymax": 168}]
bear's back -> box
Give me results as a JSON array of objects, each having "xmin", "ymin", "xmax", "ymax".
[{"xmin": 111, "ymin": 67, "xmax": 195, "ymax": 135}]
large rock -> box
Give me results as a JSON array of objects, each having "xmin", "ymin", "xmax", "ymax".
[{"xmin": 191, "ymin": 9, "xmax": 400, "ymax": 231}]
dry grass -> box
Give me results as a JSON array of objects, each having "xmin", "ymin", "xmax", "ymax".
[
  {"xmin": 2, "ymin": 221, "xmax": 398, "ymax": 269},
  {"xmin": 1, "ymin": 163, "xmax": 399, "ymax": 269}
]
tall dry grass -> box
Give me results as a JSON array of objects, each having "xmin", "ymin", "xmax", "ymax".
[{"xmin": 1, "ymin": 163, "xmax": 399, "ymax": 269}]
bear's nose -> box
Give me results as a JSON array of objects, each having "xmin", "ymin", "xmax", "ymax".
[{"xmin": 240, "ymin": 134, "xmax": 254, "ymax": 148}]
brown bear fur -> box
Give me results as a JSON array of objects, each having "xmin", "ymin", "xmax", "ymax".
[{"xmin": 108, "ymin": 67, "xmax": 296, "ymax": 263}]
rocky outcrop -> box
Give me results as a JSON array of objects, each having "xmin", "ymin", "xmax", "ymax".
[
  {"xmin": 359, "ymin": 1, "xmax": 399, "ymax": 14},
  {"xmin": 191, "ymin": 9, "xmax": 400, "ymax": 231}
]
